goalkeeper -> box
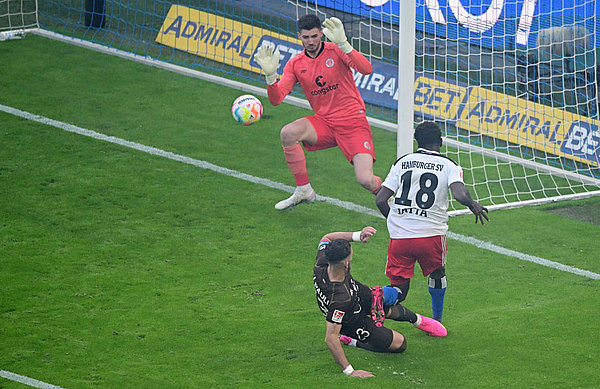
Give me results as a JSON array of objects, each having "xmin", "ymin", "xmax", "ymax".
[{"xmin": 254, "ymin": 14, "xmax": 381, "ymax": 210}]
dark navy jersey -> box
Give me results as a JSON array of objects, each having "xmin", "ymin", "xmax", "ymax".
[{"xmin": 313, "ymin": 240, "xmax": 372, "ymax": 326}]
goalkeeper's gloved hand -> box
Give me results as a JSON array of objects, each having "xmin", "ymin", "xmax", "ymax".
[
  {"xmin": 322, "ymin": 17, "xmax": 353, "ymax": 53},
  {"xmin": 254, "ymin": 45, "xmax": 280, "ymax": 85}
]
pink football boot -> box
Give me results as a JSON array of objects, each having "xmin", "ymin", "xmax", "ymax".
[{"xmin": 414, "ymin": 314, "xmax": 447, "ymax": 337}]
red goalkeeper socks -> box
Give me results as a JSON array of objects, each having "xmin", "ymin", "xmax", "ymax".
[{"xmin": 283, "ymin": 144, "xmax": 309, "ymax": 186}]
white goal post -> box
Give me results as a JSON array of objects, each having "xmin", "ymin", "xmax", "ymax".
[
  {"xmin": 0, "ymin": 0, "xmax": 37, "ymax": 39},
  {"xmin": 5, "ymin": 0, "xmax": 600, "ymax": 212}
]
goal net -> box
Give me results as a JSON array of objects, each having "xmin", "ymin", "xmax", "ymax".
[
  {"xmin": 0, "ymin": 0, "xmax": 37, "ymax": 34},
  {"xmin": 25, "ymin": 0, "xmax": 600, "ymax": 211}
]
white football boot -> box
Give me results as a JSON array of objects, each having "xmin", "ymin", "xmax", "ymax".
[{"xmin": 275, "ymin": 184, "xmax": 316, "ymax": 210}]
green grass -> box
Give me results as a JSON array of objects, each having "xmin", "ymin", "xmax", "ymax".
[{"xmin": 1, "ymin": 34, "xmax": 599, "ymax": 388}]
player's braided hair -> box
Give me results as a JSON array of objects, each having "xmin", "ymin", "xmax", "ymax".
[
  {"xmin": 414, "ymin": 121, "xmax": 442, "ymax": 148},
  {"xmin": 298, "ymin": 14, "xmax": 322, "ymax": 32},
  {"xmin": 324, "ymin": 239, "xmax": 351, "ymax": 264}
]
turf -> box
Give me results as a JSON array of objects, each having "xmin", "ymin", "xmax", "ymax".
[{"xmin": 0, "ymin": 34, "xmax": 599, "ymax": 388}]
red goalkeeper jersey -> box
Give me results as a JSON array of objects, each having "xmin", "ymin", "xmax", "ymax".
[{"xmin": 267, "ymin": 42, "xmax": 372, "ymax": 120}]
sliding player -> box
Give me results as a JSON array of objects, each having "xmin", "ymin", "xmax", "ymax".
[{"xmin": 314, "ymin": 226, "xmax": 447, "ymax": 377}]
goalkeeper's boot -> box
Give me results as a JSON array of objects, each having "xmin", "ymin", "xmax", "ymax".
[
  {"xmin": 275, "ymin": 184, "xmax": 316, "ymax": 210},
  {"xmin": 413, "ymin": 314, "xmax": 447, "ymax": 337}
]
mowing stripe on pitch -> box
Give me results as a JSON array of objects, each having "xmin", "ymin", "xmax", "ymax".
[
  {"xmin": 0, "ymin": 370, "xmax": 65, "ymax": 389},
  {"xmin": 2, "ymin": 104, "xmax": 599, "ymax": 280}
]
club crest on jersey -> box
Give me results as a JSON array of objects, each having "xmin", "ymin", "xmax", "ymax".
[
  {"xmin": 325, "ymin": 58, "xmax": 334, "ymax": 68},
  {"xmin": 364, "ymin": 141, "xmax": 372, "ymax": 150},
  {"xmin": 332, "ymin": 309, "xmax": 345, "ymax": 323}
]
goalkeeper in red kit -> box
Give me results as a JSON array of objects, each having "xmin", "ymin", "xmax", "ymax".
[{"xmin": 254, "ymin": 14, "xmax": 381, "ymax": 210}]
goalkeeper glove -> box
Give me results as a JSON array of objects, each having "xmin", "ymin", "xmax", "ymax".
[
  {"xmin": 254, "ymin": 45, "xmax": 280, "ymax": 85},
  {"xmin": 322, "ymin": 17, "xmax": 353, "ymax": 53}
]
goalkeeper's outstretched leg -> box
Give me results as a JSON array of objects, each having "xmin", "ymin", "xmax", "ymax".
[{"xmin": 275, "ymin": 118, "xmax": 317, "ymax": 211}]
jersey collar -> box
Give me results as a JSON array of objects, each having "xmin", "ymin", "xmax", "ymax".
[
  {"xmin": 305, "ymin": 41, "xmax": 325, "ymax": 59},
  {"xmin": 416, "ymin": 148, "xmax": 441, "ymax": 156}
]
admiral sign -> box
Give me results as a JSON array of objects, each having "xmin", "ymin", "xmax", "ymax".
[{"xmin": 155, "ymin": 5, "xmax": 302, "ymax": 75}]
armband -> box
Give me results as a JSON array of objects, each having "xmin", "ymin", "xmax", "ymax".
[
  {"xmin": 351, "ymin": 231, "xmax": 361, "ymax": 242},
  {"xmin": 342, "ymin": 364, "xmax": 354, "ymax": 376}
]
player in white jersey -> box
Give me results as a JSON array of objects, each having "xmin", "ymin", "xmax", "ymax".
[{"xmin": 375, "ymin": 121, "xmax": 488, "ymax": 323}]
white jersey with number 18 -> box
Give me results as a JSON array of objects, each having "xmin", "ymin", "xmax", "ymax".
[{"xmin": 382, "ymin": 148, "xmax": 464, "ymax": 239}]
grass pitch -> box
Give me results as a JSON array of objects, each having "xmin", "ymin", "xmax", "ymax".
[{"xmin": 0, "ymin": 35, "xmax": 599, "ymax": 388}]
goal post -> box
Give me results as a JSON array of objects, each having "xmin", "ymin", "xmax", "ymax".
[
  {"xmin": 397, "ymin": 0, "xmax": 416, "ymax": 158},
  {"xmin": 13, "ymin": 0, "xmax": 600, "ymax": 211},
  {"xmin": 0, "ymin": 0, "xmax": 38, "ymax": 36}
]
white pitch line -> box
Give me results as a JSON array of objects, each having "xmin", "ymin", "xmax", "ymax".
[
  {"xmin": 446, "ymin": 232, "xmax": 600, "ymax": 280},
  {"xmin": 0, "ymin": 370, "xmax": 65, "ymax": 389},
  {"xmin": 2, "ymin": 104, "xmax": 599, "ymax": 280}
]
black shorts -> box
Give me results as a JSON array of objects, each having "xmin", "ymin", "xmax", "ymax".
[{"xmin": 341, "ymin": 317, "xmax": 394, "ymax": 351}]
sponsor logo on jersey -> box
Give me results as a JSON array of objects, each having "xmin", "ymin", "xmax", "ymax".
[
  {"xmin": 332, "ymin": 309, "xmax": 345, "ymax": 323},
  {"xmin": 310, "ymin": 83, "xmax": 340, "ymax": 96},
  {"xmin": 313, "ymin": 276, "xmax": 330, "ymax": 317}
]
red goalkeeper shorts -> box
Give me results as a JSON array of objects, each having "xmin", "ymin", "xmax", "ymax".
[{"xmin": 303, "ymin": 114, "xmax": 375, "ymax": 163}]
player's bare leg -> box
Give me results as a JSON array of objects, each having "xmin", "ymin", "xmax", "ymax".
[
  {"xmin": 276, "ymin": 118, "xmax": 318, "ymax": 210},
  {"xmin": 352, "ymin": 153, "xmax": 382, "ymax": 194}
]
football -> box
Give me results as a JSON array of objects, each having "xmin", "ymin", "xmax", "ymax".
[{"xmin": 231, "ymin": 94, "xmax": 263, "ymax": 125}]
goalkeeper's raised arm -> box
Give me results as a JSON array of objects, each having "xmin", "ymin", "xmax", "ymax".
[{"xmin": 253, "ymin": 14, "xmax": 382, "ymax": 212}]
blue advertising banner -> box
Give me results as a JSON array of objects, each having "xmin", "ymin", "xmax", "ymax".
[{"xmin": 308, "ymin": 0, "xmax": 598, "ymax": 49}]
